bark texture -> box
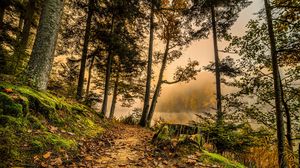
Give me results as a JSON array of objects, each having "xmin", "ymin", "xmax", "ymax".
[
  {"xmin": 264, "ymin": 0, "xmax": 287, "ymax": 167},
  {"xmin": 146, "ymin": 38, "xmax": 170, "ymax": 127},
  {"xmin": 101, "ymin": 14, "xmax": 115, "ymax": 117},
  {"xmin": 76, "ymin": 0, "xmax": 94, "ymax": 100},
  {"xmin": 25, "ymin": 0, "xmax": 64, "ymax": 90},
  {"xmin": 140, "ymin": 2, "xmax": 155, "ymax": 127},
  {"xmin": 109, "ymin": 70, "xmax": 119, "ymax": 119},
  {"xmin": 85, "ymin": 54, "xmax": 95, "ymax": 99},
  {"xmin": 211, "ymin": 5, "xmax": 223, "ymax": 126}
]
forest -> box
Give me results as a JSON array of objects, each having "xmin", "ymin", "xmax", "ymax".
[{"xmin": 0, "ymin": 0, "xmax": 299, "ymax": 167}]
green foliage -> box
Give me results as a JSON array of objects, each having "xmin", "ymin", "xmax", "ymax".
[
  {"xmin": 200, "ymin": 150, "xmax": 245, "ymax": 168},
  {"xmin": 223, "ymin": 16, "xmax": 300, "ymax": 132},
  {"xmin": 156, "ymin": 125, "xmax": 171, "ymax": 141},
  {"xmin": 120, "ymin": 108, "xmax": 142, "ymax": 125},
  {"xmin": 198, "ymin": 122, "xmax": 270, "ymax": 153}
]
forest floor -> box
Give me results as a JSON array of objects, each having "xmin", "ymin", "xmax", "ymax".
[
  {"xmin": 37, "ymin": 122, "xmax": 217, "ymax": 168},
  {"xmin": 0, "ymin": 83, "xmax": 241, "ymax": 167}
]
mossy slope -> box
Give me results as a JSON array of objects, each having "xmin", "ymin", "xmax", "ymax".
[
  {"xmin": 199, "ymin": 150, "xmax": 245, "ymax": 168},
  {"xmin": 0, "ymin": 82, "xmax": 103, "ymax": 167}
]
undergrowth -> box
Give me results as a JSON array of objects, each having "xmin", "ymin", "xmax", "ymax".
[{"xmin": 0, "ymin": 82, "xmax": 103, "ymax": 167}]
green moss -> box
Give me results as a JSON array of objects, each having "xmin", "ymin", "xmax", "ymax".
[
  {"xmin": 157, "ymin": 126, "xmax": 171, "ymax": 141},
  {"xmin": 178, "ymin": 134, "xmax": 204, "ymax": 148},
  {"xmin": 0, "ymin": 82, "xmax": 104, "ymax": 165},
  {"xmin": 70, "ymin": 116, "xmax": 103, "ymax": 137},
  {"xmin": 0, "ymin": 127, "xmax": 21, "ymax": 167},
  {"xmin": 27, "ymin": 115, "xmax": 46, "ymax": 130},
  {"xmin": 200, "ymin": 150, "xmax": 245, "ymax": 168},
  {"xmin": 31, "ymin": 140, "xmax": 44, "ymax": 152},
  {"xmin": 48, "ymin": 111, "xmax": 64, "ymax": 125},
  {"xmin": 45, "ymin": 133, "xmax": 77, "ymax": 150},
  {"xmin": 18, "ymin": 95, "xmax": 29, "ymax": 113},
  {"xmin": 0, "ymin": 115, "xmax": 28, "ymax": 129},
  {"xmin": 84, "ymin": 124, "xmax": 103, "ymax": 137},
  {"xmin": 0, "ymin": 92, "xmax": 23, "ymax": 117},
  {"xmin": 17, "ymin": 87, "xmax": 56, "ymax": 115},
  {"xmin": 31, "ymin": 133, "xmax": 77, "ymax": 153}
]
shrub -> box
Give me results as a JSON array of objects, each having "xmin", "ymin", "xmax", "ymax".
[{"xmin": 120, "ymin": 108, "xmax": 142, "ymax": 125}]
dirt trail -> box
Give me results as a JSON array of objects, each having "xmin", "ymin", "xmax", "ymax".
[
  {"xmin": 52, "ymin": 123, "xmax": 211, "ymax": 168},
  {"xmin": 67, "ymin": 123, "xmax": 164, "ymax": 168},
  {"xmin": 92, "ymin": 124, "xmax": 155, "ymax": 167}
]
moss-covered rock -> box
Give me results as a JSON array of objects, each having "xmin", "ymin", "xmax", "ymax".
[
  {"xmin": 152, "ymin": 124, "xmax": 204, "ymax": 145},
  {"xmin": 178, "ymin": 134, "xmax": 204, "ymax": 148},
  {"xmin": 0, "ymin": 82, "xmax": 89, "ymax": 124}
]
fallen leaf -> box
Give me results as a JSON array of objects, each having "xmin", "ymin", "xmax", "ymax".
[
  {"xmin": 67, "ymin": 132, "xmax": 75, "ymax": 136},
  {"xmin": 85, "ymin": 155, "xmax": 93, "ymax": 161},
  {"xmin": 33, "ymin": 155, "xmax": 39, "ymax": 161},
  {"xmin": 51, "ymin": 157, "xmax": 63, "ymax": 165},
  {"xmin": 59, "ymin": 149, "xmax": 65, "ymax": 153},
  {"xmin": 3, "ymin": 88, "xmax": 13, "ymax": 93},
  {"xmin": 49, "ymin": 126, "xmax": 58, "ymax": 133},
  {"xmin": 147, "ymin": 157, "xmax": 153, "ymax": 161},
  {"xmin": 43, "ymin": 151, "xmax": 52, "ymax": 159},
  {"xmin": 186, "ymin": 159, "xmax": 197, "ymax": 165},
  {"xmin": 41, "ymin": 162, "xmax": 48, "ymax": 167}
]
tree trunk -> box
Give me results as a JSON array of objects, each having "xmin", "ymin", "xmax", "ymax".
[
  {"xmin": 298, "ymin": 144, "xmax": 300, "ymax": 167},
  {"xmin": 109, "ymin": 70, "xmax": 119, "ymax": 119},
  {"xmin": 13, "ymin": 0, "xmax": 35, "ymax": 74},
  {"xmin": 0, "ymin": 0, "xmax": 10, "ymax": 30},
  {"xmin": 0, "ymin": 6, "xmax": 4, "ymax": 30},
  {"xmin": 140, "ymin": 2, "xmax": 155, "ymax": 127},
  {"xmin": 76, "ymin": 0, "xmax": 94, "ymax": 100},
  {"xmin": 25, "ymin": 0, "xmax": 64, "ymax": 90},
  {"xmin": 210, "ymin": 5, "xmax": 223, "ymax": 126},
  {"xmin": 264, "ymin": 0, "xmax": 287, "ymax": 167},
  {"xmin": 20, "ymin": 0, "xmax": 34, "ymax": 49},
  {"xmin": 18, "ymin": 12, "xmax": 24, "ymax": 35},
  {"xmin": 146, "ymin": 37, "xmax": 170, "ymax": 127},
  {"xmin": 101, "ymin": 14, "xmax": 115, "ymax": 117},
  {"xmin": 85, "ymin": 54, "xmax": 95, "ymax": 99},
  {"xmin": 279, "ymin": 79, "xmax": 293, "ymax": 151}
]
